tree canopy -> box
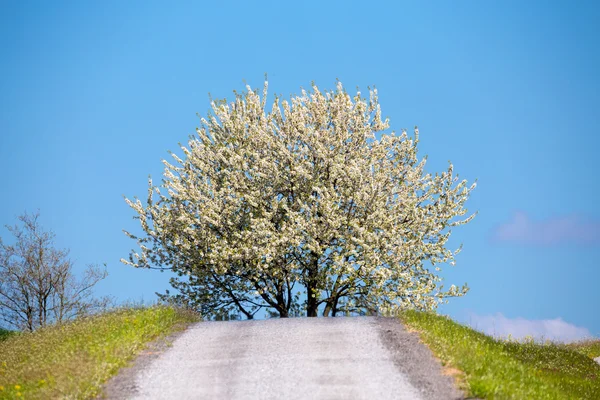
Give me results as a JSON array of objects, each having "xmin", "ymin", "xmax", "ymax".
[{"xmin": 122, "ymin": 81, "xmax": 476, "ymax": 319}]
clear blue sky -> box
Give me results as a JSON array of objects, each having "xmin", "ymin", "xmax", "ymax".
[{"xmin": 1, "ymin": 0, "xmax": 599, "ymax": 339}]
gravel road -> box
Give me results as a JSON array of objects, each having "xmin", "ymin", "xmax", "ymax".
[{"xmin": 102, "ymin": 317, "xmax": 463, "ymax": 400}]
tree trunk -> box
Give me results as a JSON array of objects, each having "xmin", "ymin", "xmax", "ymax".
[
  {"xmin": 275, "ymin": 283, "xmax": 290, "ymax": 318},
  {"xmin": 322, "ymin": 292, "xmax": 341, "ymax": 317},
  {"xmin": 307, "ymin": 284, "xmax": 318, "ymax": 317},
  {"xmin": 306, "ymin": 252, "xmax": 319, "ymax": 317}
]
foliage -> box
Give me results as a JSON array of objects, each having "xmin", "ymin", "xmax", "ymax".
[
  {"xmin": 123, "ymin": 80, "xmax": 476, "ymax": 318},
  {"xmin": 0, "ymin": 211, "xmax": 110, "ymax": 331},
  {"xmin": 0, "ymin": 306, "xmax": 199, "ymax": 399},
  {"xmin": 399, "ymin": 310, "xmax": 600, "ymax": 399}
]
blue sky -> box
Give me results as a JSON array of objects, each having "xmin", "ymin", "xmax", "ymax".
[{"xmin": 1, "ymin": 0, "xmax": 599, "ymax": 340}]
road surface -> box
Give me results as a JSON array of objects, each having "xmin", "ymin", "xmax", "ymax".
[{"xmin": 103, "ymin": 317, "xmax": 463, "ymax": 399}]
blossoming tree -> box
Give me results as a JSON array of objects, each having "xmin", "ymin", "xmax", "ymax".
[{"xmin": 122, "ymin": 81, "xmax": 476, "ymax": 319}]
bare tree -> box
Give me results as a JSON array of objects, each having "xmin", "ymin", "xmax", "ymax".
[{"xmin": 0, "ymin": 211, "xmax": 110, "ymax": 331}]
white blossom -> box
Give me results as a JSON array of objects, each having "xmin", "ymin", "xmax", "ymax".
[{"xmin": 123, "ymin": 80, "xmax": 476, "ymax": 318}]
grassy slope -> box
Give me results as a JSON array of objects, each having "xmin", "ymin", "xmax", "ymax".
[
  {"xmin": 0, "ymin": 329, "xmax": 14, "ymax": 342},
  {"xmin": 567, "ymin": 340, "xmax": 600, "ymax": 360},
  {"xmin": 0, "ymin": 306, "xmax": 199, "ymax": 399},
  {"xmin": 399, "ymin": 311, "xmax": 600, "ymax": 400}
]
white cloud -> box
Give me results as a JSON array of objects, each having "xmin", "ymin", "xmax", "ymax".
[
  {"xmin": 464, "ymin": 312, "xmax": 594, "ymax": 343},
  {"xmin": 491, "ymin": 211, "xmax": 600, "ymax": 246}
]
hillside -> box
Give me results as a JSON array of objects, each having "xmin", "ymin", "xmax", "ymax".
[
  {"xmin": 0, "ymin": 306, "xmax": 199, "ymax": 399},
  {"xmin": 1, "ymin": 309, "xmax": 599, "ymax": 399},
  {"xmin": 0, "ymin": 329, "xmax": 13, "ymax": 342},
  {"xmin": 400, "ymin": 311, "xmax": 600, "ymax": 399}
]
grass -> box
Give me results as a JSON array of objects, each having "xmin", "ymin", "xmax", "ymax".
[
  {"xmin": 567, "ymin": 340, "xmax": 600, "ymax": 360},
  {"xmin": 0, "ymin": 306, "xmax": 200, "ymax": 399},
  {"xmin": 399, "ymin": 310, "xmax": 600, "ymax": 399},
  {"xmin": 0, "ymin": 329, "xmax": 14, "ymax": 342}
]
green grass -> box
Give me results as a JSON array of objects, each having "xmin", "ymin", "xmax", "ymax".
[
  {"xmin": 399, "ymin": 310, "xmax": 600, "ymax": 400},
  {"xmin": 0, "ymin": 306, "xmax": 200, "ymax": 399},
  {"xmin": 0, "ymin": 329, "xmax": 15, "ymax": 342},
  {"xmin": 567, "ymin": 339, "xmax": 600, "ymax": 360}
]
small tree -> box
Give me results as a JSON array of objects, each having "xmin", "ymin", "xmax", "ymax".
[
  {"xmin": 0, "ymin": 211, "xmax": 109, "ymax": 331},
  {"xmin": 123, "ymin": 80, "xmax": 476, "ymax": 319}
]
